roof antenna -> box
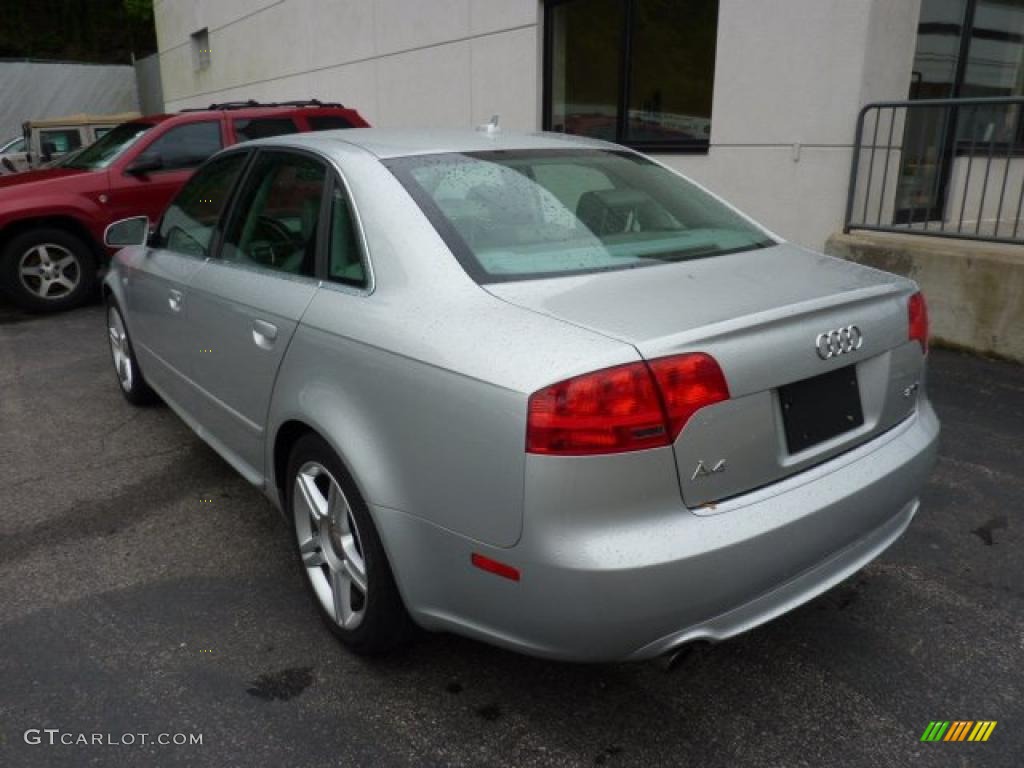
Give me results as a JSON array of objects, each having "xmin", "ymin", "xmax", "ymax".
[{"xmin": 476, "ymin": 115, "xmax": 500, "ymax": 134}]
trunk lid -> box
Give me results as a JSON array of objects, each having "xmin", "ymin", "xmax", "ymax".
[{"xmin": 487, "ymin": 244, "xmax": 924, "ymax": 508}]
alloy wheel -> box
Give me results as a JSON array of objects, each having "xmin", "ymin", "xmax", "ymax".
[
  {"xmin": 18, "ymin": 244, "xmax": 80, "ymax": 300},
  {"xmin": 293, "ymin": 461, "xmax": 368, "ymax": 629},
  {"xmin": 107, "ymin": 306, "xmax": 133, "ymax": 392}
]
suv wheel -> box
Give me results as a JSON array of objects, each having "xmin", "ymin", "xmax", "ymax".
[{"xmin": 1, "ymin": 227, "xmax": 97, "ymax": 312}]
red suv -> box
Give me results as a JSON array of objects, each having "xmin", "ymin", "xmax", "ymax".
[{"xmin": 0, "ymin": 100, "xmax": 369, "ymax": 312}]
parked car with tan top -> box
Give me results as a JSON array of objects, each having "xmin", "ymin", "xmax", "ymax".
[{"xmin": 23, "ymin": 112, "xmax": 141, "ymax": 169}]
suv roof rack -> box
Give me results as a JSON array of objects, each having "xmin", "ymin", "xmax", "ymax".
[{"xmin": 179, "ymin": 99, "xmax": 346, "ymax": 112}]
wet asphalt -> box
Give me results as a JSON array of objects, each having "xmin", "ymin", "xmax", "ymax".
[{"xmin": 0, "ymin": 300, "xmax": 1021, "ymax": 768}]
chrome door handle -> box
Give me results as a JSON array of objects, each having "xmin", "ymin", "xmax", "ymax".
[
  {"xmin": 168, "ymin": 289, "xmax": 183, "ymax": 312},
  {"xmin": 252, "ymin": 319, "xmax": 278, "ymax": 350}
]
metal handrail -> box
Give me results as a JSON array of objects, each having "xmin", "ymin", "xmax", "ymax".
[{"xmin": 844, "ymin": 96, "xmax": 1024, "ymax": 245}]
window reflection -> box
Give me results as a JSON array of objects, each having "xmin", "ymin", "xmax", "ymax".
[{"xmin": 545, "ymin": 0, "xmax": 718, "ymax": 150}]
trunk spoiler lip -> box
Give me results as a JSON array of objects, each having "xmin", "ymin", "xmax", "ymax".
[{"xmin": 630, "ymin": 282, "xmax": 912, "ymax": 353}]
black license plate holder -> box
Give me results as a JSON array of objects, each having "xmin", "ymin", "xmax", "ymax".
[{"xmin": 779, "ymin": 365, "xmax": 864, "ymax": 454}]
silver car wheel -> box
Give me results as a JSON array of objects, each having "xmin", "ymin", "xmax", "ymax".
[
  {"xmin": 18, "ymin": 243, "xmax": 80, "ymax": 299},
  {"xmin": 294, "ymin": 462, "xmax": 368, "ymax": 630},
  {"xmin": 107, "ymin": 306, "xmax": 133, "ymax": 392}
]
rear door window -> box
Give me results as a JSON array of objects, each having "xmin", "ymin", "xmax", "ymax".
[
  {"xmin": 144, "ymin": 121, "xmax": 223, "ymax": 171},
  {"xmin": 219, "ymin": 151, "xmax": 327, "ymax": 277},
  {"xmin": 327, "ymin": 183, "xmax": 367, "ymax": 287},
  {"xmin": 233, "ymin": 117, "xmax": 299, "ymax": 142}
]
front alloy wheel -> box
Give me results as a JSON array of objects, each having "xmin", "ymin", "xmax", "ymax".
[
  {"xmin": 105, "ymin": 300, "xmax": 157, "ymax": 405},
  {"xmin": 0, "ymin": 227, "xmax": 97, "ymax": 312},
  {"xmin": 19, "ymin": 243, "xmax": 80, "ymax": 301}
]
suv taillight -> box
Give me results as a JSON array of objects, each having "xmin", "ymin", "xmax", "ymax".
[
  {"xmin": 526, "ymin": 353, "xmax": 729, "ymax": 456},
  {"xmin": 909, "ymin": 291, "xmax": 929, "ymax": 353}
]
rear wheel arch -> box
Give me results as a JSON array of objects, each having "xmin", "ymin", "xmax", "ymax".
[
  {"xmin": 272, "ymin": 420, "xmax": 379, "ymax": 523},
  {"xmin": 273, "ymin": 420, "xmax": 416, "ymax": 622}
]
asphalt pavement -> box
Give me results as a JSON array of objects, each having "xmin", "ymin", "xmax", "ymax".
[{"xmin": 0, "ymin": 300, "xmax": 1021, "ymax": 768}]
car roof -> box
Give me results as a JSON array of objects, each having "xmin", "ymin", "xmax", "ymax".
[
  {"xmin": 25, "ymin": 112, "xmax": 142, "ymax": 128},
  {"xmin": 251, "ymin": 127, "xmax": 621, "ymax": 159}
]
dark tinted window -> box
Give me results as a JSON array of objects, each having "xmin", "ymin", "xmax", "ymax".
[
  {"xmin": 327, "ymin": 184, "xmax": 366, "ymax": 287},
  {"xmin": 233, "ymin": 117, "xmax": 299, "ymax": 141},
  {"xmin": 40, "ymin": 129, "xmax": 82, "ymax": 155},
  {"xmin": 220, "ymin": 151, "xmax": 326, "ymax": 277},
  {"xmin": 145, "ymin": 121, "xmax": 223, "ymax": 171},
  {"xmin": 308, "ymin": 115, "xmax": 354, "ymax": 131},
  {"xmin": 544, "ymin": 0, "xmax": 718, "ymax": 151},
  {"xmin": 157, "ymin": 152, "xmax": 249, "ymax": 257}
]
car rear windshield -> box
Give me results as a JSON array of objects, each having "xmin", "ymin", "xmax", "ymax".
[
  {"xmin": 385, "ymin": 149, "xmax": 774, "ymax": 283},
  {"xmin": 63, "ymin": 121, "xmax": 155, "ymax": 170}
]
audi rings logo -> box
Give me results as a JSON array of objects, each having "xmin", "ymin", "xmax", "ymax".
[{"xmin": 815, "ymin": 325, "xmax": 863, "ymax": 359}]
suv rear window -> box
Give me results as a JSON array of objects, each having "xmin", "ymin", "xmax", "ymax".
[
  {"xmin": 307, "ymin": 115, "xmax": 354, "ymax": 131},
  {"xmin": 233, "ymin": 117, "xmax": 299, "ymax": 142},
  {"xmin": 386, "ymin": 149, "xmax": 773, "ymax": 283}
]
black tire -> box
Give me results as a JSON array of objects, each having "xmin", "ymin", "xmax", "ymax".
[
  {"xmin": 105, "ymin": 297, "xmax": 159, "ymax": 406},
  {"xmin": 0, "ymin": 227, "xmax": 97, "ymax": 312},
  {"xmin": 287, "ymin": 433, "xmax": 415, "ymax": 655}
]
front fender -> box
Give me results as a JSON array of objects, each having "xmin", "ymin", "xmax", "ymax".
[
  {"xmin": 0, "ymin": 198, "xmax": 107, "ymax": 249},
  {"xmin": 101, "ymin": 246, "xmax": 145, "ymax": 314}
]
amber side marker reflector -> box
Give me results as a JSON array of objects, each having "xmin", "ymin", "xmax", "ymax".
[{"xmin": 471, "ymin": 553, "xmax": 520, "ymax": 582}]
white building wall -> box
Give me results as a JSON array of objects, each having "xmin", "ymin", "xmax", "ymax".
[
  {"xmin": 154, "ymin": 0, "xmax": 921, "ymax": 249},
  {"xmin": 0, "ymin": 61, "xmax": 139, "ymax": 140},
  {"xmin": 155, "ymin": 0, "xmax": 539, "ymax": 130}
]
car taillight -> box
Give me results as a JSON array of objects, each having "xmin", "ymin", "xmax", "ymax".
[
  {"xmin": 526, "ymin": 353, "xmax": 729, "ymax": 456},
  {"xmin": 908, "ymin": 291, "xmax": 929, "ymax": 353},
  {"xmin": 648, "ymin": 353, "xmax": 731, "ymax": 439}
]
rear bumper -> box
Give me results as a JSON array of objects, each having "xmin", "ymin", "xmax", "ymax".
[{"xmin": 375, "ymin": 399, "xmax": 939, "ymax": 662}]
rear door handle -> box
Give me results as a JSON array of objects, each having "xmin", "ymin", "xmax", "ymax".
[
  {"xmin": 168, "ymin": 289, "xmax": 183, "ymax": 312},
  {"xmin": 252, "ymin": 319, "xmax": 278, "ymax": 350}
]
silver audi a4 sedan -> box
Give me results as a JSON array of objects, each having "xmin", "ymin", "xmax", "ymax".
[{"xmin": 102, "ymin": 128, "xmax": 939, "ymax": 661}]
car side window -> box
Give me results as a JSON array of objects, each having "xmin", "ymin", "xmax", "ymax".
[
  {"xmin": 308, "ymin": 115, "xmax": 354, "ymax": 131},
  {"xmin": 219, "ymin": 151, "xmax": 326, "ymax": 277},
  {"xmin": 327, "ymin": 184, "xmax": 367, "ymax": 287},
  {"xmin": 157, "ymin": 152, "xmax": 249, "ymax": 257},
  {"xmin": 40, "ymin": 129, "xmax": 82, "ymax": 155},
  {"xmin": 233, "ymin": 117, "xmax": 299, "ymax": 142},
  {"xmin": 144, "ymin": 121, "xmax": 223, "ymax": 171}
]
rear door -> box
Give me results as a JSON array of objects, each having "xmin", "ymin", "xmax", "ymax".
[
  {"xmin": 127, "ymin": 150, "xmax": 251, "ymax": 407},
  {"xmin": 183, "ymin": 148, "xmax": 326, "ymax": 479}
]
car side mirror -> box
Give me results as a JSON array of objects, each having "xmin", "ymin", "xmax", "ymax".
[
  {"xmin": 125, "ymin": 152, "xmax": 163, "ymax": 175},
  {"xmin": 104, "ymin": 216, "xmax": 150, "ymax": 247}
]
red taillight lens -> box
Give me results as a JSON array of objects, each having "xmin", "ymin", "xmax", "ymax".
[
  {"xmin": 648, "ymin": 353, "xmax": 731, "ymax": 438},
  {"xmin": 526, "ymin": 353, "xmax": 729, "ymax": 456},
  {"xmin": 908, "ymin": 291, "xmax": 929, "ymax": 353}
]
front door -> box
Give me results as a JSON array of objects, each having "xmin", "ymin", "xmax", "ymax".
[
  {"xmin": 184, "ymin": 149, "xmax": 327, "ymax": 479},
  {"xmin": 108, "ymin": 120, "xmax": 226, "ymax": 226},
  {"xmin": 128, "ymin": 150, "xmax": 251, "ymax": 409}
]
